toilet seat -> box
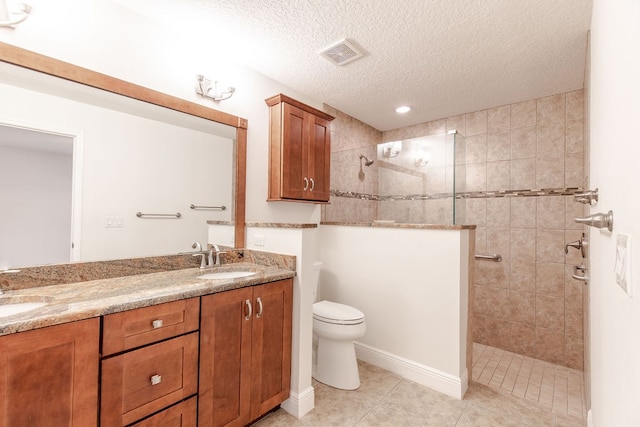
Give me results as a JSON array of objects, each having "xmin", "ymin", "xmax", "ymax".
[{"xmin": 313, "ymin": 300, "xmax": 365, "ymax": 325}]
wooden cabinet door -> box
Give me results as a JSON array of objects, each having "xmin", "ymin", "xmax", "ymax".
[
  {"xmin": 306, "ymin": 114, "xmax": 331, "ymax": 202},
  {"xmin": 199, "ymin": 287, "xmax": 253, "ymax": 427},
  {"xmin": 0, "ymin": 318, "xmax": 100, "ymax": 427},
  {"xmin": 250, "ymin": 279, "xmax": 293, "ymax": 420},
  {"xmin": 280, "ymin": 102, "xmax": 308, "ymax": 200}
]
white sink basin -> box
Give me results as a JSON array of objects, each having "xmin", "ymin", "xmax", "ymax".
[
  {"xmin": 0, "ymin": 301, "xmax": 47, "ymax": 317},
  {"xmin": 197, "ymin": 271, "xmax": 257, "ymax": 280}
]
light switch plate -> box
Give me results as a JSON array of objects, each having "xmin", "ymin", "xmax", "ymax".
[
  {"xmin": 615, "ymin": 234, "xmax": 631, "ymax": 296},
  {"xmin": 254, "ymin": 234, "xmax": 265, "ymax": 247}
]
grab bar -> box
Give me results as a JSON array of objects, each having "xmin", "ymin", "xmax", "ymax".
[
  {"xmin": 136, "ymin": 212, "xmax": 182, "ymax": 218},
  {"xmin": 190, "ymin": 204, "xmax": 227, "ymax": 211},
  {"xmin": 475, "ymin": 253, "xmax": 503, "ymax": 262}
]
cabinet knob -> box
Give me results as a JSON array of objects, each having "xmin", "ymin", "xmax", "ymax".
[
  {"xmin": 150, "ymin": 374, "xmax": 162, "ymax": 385},
  {"xmin": 152, "ymin": 319, "xmax": 163, "ymax": 329}
]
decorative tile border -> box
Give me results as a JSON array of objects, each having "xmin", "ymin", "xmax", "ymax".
[{"xmin": 331, "ymin": 187, "xmax": 584, "ymax": 201}]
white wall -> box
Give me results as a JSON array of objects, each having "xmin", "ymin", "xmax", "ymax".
[
  {"xmin": 0, "ymin": 145, "xmax": 72, "ymax": 268},
  {"xmin": 318, "ymin": 225, "xmax": 471, "ymax": 398},
  {"xmin": 589, "ymin": 1, "xmax": 640, "ymax": 425}
]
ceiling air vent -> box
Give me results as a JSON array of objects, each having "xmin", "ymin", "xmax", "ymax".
[{"xmin": 319, "ymin": 39, "xmax": 364, "ymax": 66}]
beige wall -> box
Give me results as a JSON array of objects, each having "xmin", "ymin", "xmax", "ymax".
[{"xmin": 325, "ymin": 90, "xmax": 587, "ymax": 369}]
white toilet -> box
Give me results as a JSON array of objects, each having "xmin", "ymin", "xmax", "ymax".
[{"xmin": 312, "ymin": 262, "xmax": 366, "ymax": 390}]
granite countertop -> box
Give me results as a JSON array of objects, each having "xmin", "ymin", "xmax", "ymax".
[
  {"xmin": 320, "ymin": 221, "xmax": 476, "ymax": 230},
  {"xmin": 0, "ymin": 262, "xmax": 295, "ymax": 336}
]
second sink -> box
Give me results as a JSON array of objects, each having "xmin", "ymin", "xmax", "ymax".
[
  {"xmin": 0, "ymin": 296, "xmax": 52, "ymax": 317},
  {"xmin": 197, "ymin": 271, "xmax": 256, "ymax": 280}
]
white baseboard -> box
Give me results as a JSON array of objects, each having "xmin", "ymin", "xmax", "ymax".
[
  {"xmin": 280, "ymin": 386, "xmax": 315, "ymax": 419},
  {"xmin": 355, "ymin": 341, "xmax": 468, "ymax": 399}
]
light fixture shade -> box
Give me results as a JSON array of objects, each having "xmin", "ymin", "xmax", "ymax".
[
  {"xmin": 194, "ymin": 75, "xmax": 235, "ymax": 102},
  {"xmin": 0, "ymin": 0, "xmax": 32, "ymax": 27}
]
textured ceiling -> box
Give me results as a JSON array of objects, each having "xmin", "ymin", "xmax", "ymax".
[{"xmin": 117, "ymin": 0, "xmax": 593, "ymax": 132}]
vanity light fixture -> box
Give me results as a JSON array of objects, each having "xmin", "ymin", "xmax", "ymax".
[
  {"xmin": 395, "ymin": 106, "xmax": 411, "ymax": 114},
  {"xmin": 414, "ymin": 151, "xmax": 431, "ymax": 167},
  {"xmin": 0, "ymin": 0, "xmax": 32, "ymax": 27},
  {"xmin": 382, "ymin": 141, "xmax": 402, "ymax": 158},
  {"xmin": 194, "ymin": 74, "xmax": 235, "ymax": 102}
]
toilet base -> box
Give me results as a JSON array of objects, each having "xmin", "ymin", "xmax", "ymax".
[{"xmin": 313, "ymin": 336, "xmax": 360, "ymax": 390}]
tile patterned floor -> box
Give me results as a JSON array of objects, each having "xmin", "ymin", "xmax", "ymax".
[
  {"xmin": 472, "ymin": 343, "xmax": 586, "ymax": 420},
  {"xmin": 253, "ymin": 344, "xmax": 586, "ymax": 427}
]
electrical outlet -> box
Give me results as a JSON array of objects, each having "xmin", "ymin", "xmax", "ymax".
[{"xmin": 254, "ymin": 234, "xmax": 265, "ymax": 247}]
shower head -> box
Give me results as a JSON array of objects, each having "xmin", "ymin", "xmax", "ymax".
[{"xmin": 359, "ymin": 154, "xmax": 374, "ymax": 167}]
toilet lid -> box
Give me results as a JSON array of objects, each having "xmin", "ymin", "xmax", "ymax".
[{"xmin": 313, "ymin": 300, "xmax": 365, "ymax": 324}]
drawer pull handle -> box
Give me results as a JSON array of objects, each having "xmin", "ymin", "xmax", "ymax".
[
  {"xmin": 150, "ymin": 374, "xmax": 162, "ymax": 386},
  {"xmin": 310, "ymin": 178, "xmax": 315, "ymax": 191},
  {"xmin": 303, "ymin": 177, "xmax": 309, "ymax": 191},
  {"xmin": 152, "ymin": 319, "xmax": 163, "ymax": 329},
  {"xmin": 256, "ymin": 297, "xmax": 263, "ymax": 318},
  {"xmin": 245, "ymin": 299, "xmax": 252, "ymax": 320}
]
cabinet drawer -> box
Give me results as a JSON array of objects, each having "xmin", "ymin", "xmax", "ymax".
[
  {"xmin": 103, "ymin": 298, "xmax": 199, "ymax": 356},
  {"xmin": 101, "ymin": 332, "xmax": 199, "ymax": 427},
  {"xmin": 130, "ymin": 397, "xmax": 197, "ymax": 427}
]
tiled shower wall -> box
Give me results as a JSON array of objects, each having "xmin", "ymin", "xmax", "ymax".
[
  {"xmin": 323, "ymin": 90, "xmax": 587, "ymax": 369},
  {"xmin": 322, "ymin": 105, "xmax": 382, "ymax": 223}
]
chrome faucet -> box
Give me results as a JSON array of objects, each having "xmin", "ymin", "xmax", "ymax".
[
  {"xmin": 209, "ymin": 244, "xmax": 221, "ymax": 266},
  {"xmin": 192, "ymin": 251, "xmax": 208, "ymax": 269},
  {"xmin": 191, "ymin": 241, "xmax": 208, "ymax": 268},
  {"xmin": 193, "ymin": 244, "xmax": 224, "ymax": 269}
]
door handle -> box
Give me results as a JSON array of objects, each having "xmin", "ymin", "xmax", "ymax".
[
  {"xmin": 574, "ymin": 210, "xmax": 613, "ymax": 232},
  {"xmin": 255, "ymin": 297, "xmax": 263, "ymax": 318},
  {"xmin": 245, "ymin": 299, "xmax": 252, "ymax": 320}
]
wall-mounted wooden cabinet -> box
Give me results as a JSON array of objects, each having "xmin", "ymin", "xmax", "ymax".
[{"xmin": 266, "ymin": 94, "xmax": 334, "ymax": 203}]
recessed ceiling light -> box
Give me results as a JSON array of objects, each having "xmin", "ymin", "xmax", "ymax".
[{"xmin": 395, "ymin": 106, "xmax": 411, "ymax": 114}]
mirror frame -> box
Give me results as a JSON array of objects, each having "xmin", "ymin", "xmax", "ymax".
[{"xmin": 0, "ymin": 41, "xmax": 247, "ymax": 249}]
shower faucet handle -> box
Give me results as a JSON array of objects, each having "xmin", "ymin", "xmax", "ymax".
[
  {"xmin": 565, "ymin": 233, "xmax": 587, "ymax": 258},
  {"xmin": 574, "ymin": 188, "xmax": 598, "ymax": 205}
]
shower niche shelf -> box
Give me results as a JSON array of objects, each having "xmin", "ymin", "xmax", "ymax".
[{"xmin": 265, "ymin": 93, "xmax": 334, "ymax": 203}]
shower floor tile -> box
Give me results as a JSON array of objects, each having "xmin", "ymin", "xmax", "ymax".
[{"xmin": 472, "ymin": 343, "xmax": 586, "ymax": 421}]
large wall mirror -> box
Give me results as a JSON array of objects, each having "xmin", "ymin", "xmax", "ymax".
[{"xmin": 0, "ymin": 42, "xmax": 247, "ymax": 270}]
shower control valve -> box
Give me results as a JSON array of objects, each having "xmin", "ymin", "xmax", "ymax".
[{"xmin": 565, "ymin": 233, "xmax": 587, "ymax": 258}]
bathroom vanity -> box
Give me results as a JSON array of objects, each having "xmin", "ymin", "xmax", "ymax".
[{"xmin": 0, "ymin": 263, "xmax": 295, "ymax": 427}]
